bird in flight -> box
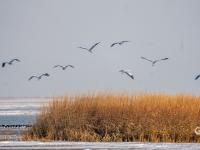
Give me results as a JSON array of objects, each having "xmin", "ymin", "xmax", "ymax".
[
  {"xmin": 78, "ymin": 42, "xmax": 100, "ymax": 53},
  {"xmin": 119, "ymin": 70, "xmax": 134, "ymax": 80},
  {"xmin": 53, "ymin": 65, "xmax": 74, "ymax": 70},
  {"xmin": 141, "ymin": 56, "xmax": 169, "ymax": 66},
  {"xmin": 110, "ymin": 41, "xmax": 130, "ymax": 47},
  {"xmin": 2, "ymin": 59, "xmax": 20, "ymax": 68},
  {"xmin": 28, "ymin": 73, "xmax": 50, "ymax": 81},
  {"xmin": 195, "ymin": 74, "xmax": 200, "ymax": 80}
]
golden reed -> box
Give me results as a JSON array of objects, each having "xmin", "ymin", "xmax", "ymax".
[{"xmin": 24, "ymin": 94, "xmax": 200, "ymax": 142}]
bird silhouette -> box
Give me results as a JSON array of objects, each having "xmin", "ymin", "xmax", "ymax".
[
  {"xmin": 78, "ymin": 42, "xmax": 100, "ymax": 53},
  {"xmin": 195, "ymin": 75, "xmax": 200, "ymax": 80},
  {"xmin": 110, "ymin": 41, "xmax": 130, "ymax": 47},
  {"xmin": 53, "ymin": 65, "xmax": 74, "ymax": 70},
  {"xmin": 119, "ymin": 70, "xmax": 134, "ymax": 80},
  {"xmin": 28, "ymin": 76, "xmax": 40, "ymax": 81},
  {"xmin": 2, "ymin": 59, "xmax": 20, "ymax": 68},
  {"xmin": 28, "ymin": 73, "xmax": 50, "ymax": 81},
  {"xmin": 141, "ymin": 56, "xmax": 169, "ymax": 66}
]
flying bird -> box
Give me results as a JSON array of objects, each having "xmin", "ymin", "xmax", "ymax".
[
  {"xmin": 119, "ymin": 70, "xmax": 134, "ymax": 80},
  {"xmin": 110, "ymin": 41, "xmax": 130, "ymax": 47},
  {"xmin": 195, "ymin": 74, "xmax": 200, "ymax": 80},
  {"xmin": 2, "ymin": 59, "xmax": 20, "ymax": 68},
  {"xmin": 141, "ymin": 56, "xmax": 169, "ymax": 66},
  {"xmin": 28, "ymin": 76, "xmax": 40, "ymax": 81},
  {"xmin": 78, "ymin": 42, "xmax": 100, "ymax": 53},
  {"xmin": 28, "ymin": 73, "xmax": 50, "ymax": 81},
  {"xmin": 53, "ymin": 65, "xmax": 74, "ymax": 70}
]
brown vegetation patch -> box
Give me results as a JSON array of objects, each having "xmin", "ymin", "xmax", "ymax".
[{"xmin": 24, "ymin": 94, "xmax": 200, "ymax": 142}]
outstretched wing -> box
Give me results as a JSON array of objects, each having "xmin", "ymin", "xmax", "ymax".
[
  {"xmin": 28, "ymin": 76, "xmax": 38, "ymax": 81},
  {"xmin": 40, "ymin": 73, "xmax": 50, "ymax": 79},
  {"xmin": 141, "ymin": 56, "xmax": 153, "ymax": 63},
  {"xmin": 119, "ymin": 41, "xmax": 130, "ymax": 45},
  {"xmin": 195, "ymin": 75, "xmax": 200, "ymax": 80},
  {"xmin": 155, "ymin": 57, "xmax": 169, "ymax": 63},
  {"xmin": 89, "ymin": 42, "xmax": 100, "ymax": 51},
  {"xmin": 78, "ymin": 47, "xmax": 89, "ymax": 51},
  {"xmin": 10, "ymin": 59, "xmax": 20, "ymax": 63},
  {"xmin": 161, "ymin": 57, "xmax": 169, "ymax": 61},
  {"xmin": 125, "ymin": 72, "xmax": 134, "ymax": 80},
  {"xmin": 110, "ymin": 42, "xmax": 119, "ymax": 47},
  {"xmin": 119, "ymin": 70, "xmax": 134, "ymax": 79},
  {"xmin": 67, "ymin": 65, "xmax": 74, "ymax": 68},
  {"xmin": 119, "ymin": 70, "xmax": 126, "ymax": 73},
  {"xmin": 53, "ymin": 65, "xmax": 64, "ymax": 69}
]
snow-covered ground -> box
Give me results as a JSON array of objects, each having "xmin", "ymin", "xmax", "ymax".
[{"xmin": 0, "ymin": 141, "xmax": 200, "ymax": 150}]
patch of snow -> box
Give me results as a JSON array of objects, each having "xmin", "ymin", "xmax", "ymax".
[{"xmin": 0, "ymin": 141, "xmax": 200, "ymax": 150}]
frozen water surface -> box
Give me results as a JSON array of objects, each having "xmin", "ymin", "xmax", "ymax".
[
  {"xmin": 0, "ymin": 141, "xmax": 200, "ymax": 150},
  {"xmin": 0, "ymin": 98, "xmax": 50, "ymax": 140},
  {"xmin": 0, "ymin": 98, "xmax": 50, "ymax": 124}
]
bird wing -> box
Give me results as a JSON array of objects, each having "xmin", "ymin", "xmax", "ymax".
[
  {"xmin": 127, "ymin": 73, "xmax": 134, "ymax": 79},
  {"xmin": 78, "ymin": 47, "xmax": 89, "ymax": 50},
  {"xmin": 89, "ymin": 42, "xmax": 100, "ymax": 51},
  {"xmin": 125, "ymin": 71, "xmax": 132, "ymax": 76},
  {"xmin": 28, "ymin": 76, "xmax": 38, "ymax": 81},
  {"xmin": 67, "ymin": 65, "xmax": 74, "ymax": 68},
  {"xmin": 155, "ymin": 57, "xmax": 169, "ymax": 63},
  {"xmin": 41, "ymin": 73, "xmax": 50, "ymax": 77},
  {"xmin": 39, "ymin": 74, "xmax": 45, "ymax": 78},
  {"xmin": 119, "ymin": 69, "xmax": 131, "ymax": 73},
  {"xmin": 119, "ymin": 70, "xmax": 125, "ymax": 73},
  {"xmin": 161, "ymin": 57, "xmax": 169, "ymax": 61},
  {"xmin": 110, "ymin": 42, "xmax": 119, "ymax": 47},
  {"xmin": 119, "ymin": 41, "xmax": 129, "ymax": 45},
  {"xmin": 119, "ymin": 70, "xmax": 134, "ymax": 79},
  {"xmin": 54, "ymin": 65, "xmax": 63, "ymax": 69},
  {"xmin": 124, "ymin": 71, "xmax": 134, "ymax": 79},
  {"xmin": 141, "ymin": 57, "xmax": 153, "ymax": 63},
  {"xmin": 10, "ymin": 59, "xmax": 20, "ymax": 63},
  {"xmin": 195, "ymin": 75, "xmax": 200, "ymax": 80}
]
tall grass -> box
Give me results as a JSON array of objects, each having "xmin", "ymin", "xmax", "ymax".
[{"xmin": 24, "ymin": 94, "xmax": 200, "ymax": 142}]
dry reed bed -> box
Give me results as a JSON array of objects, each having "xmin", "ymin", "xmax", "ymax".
[{"xmin": 24, "ymin": 94, "xmax": 200, "ymax": 142}]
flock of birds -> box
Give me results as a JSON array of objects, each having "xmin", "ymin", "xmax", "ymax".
[
  {"xmin": 1, "ymin": 58, "xmax": 75, "ymax": 81},
  {"xmin": 1, "ymin": 40, "xmax": 200, "ymax": 81}
]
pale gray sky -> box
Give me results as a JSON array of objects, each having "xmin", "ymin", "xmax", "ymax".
[{"xmin": 0, "ymin": 0, "xmax": 200, "ymax": 97}]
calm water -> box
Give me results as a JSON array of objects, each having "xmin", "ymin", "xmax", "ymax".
[{"xmin": 0, "ymin": 98, "xmax": 50, "ymax": 125}]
